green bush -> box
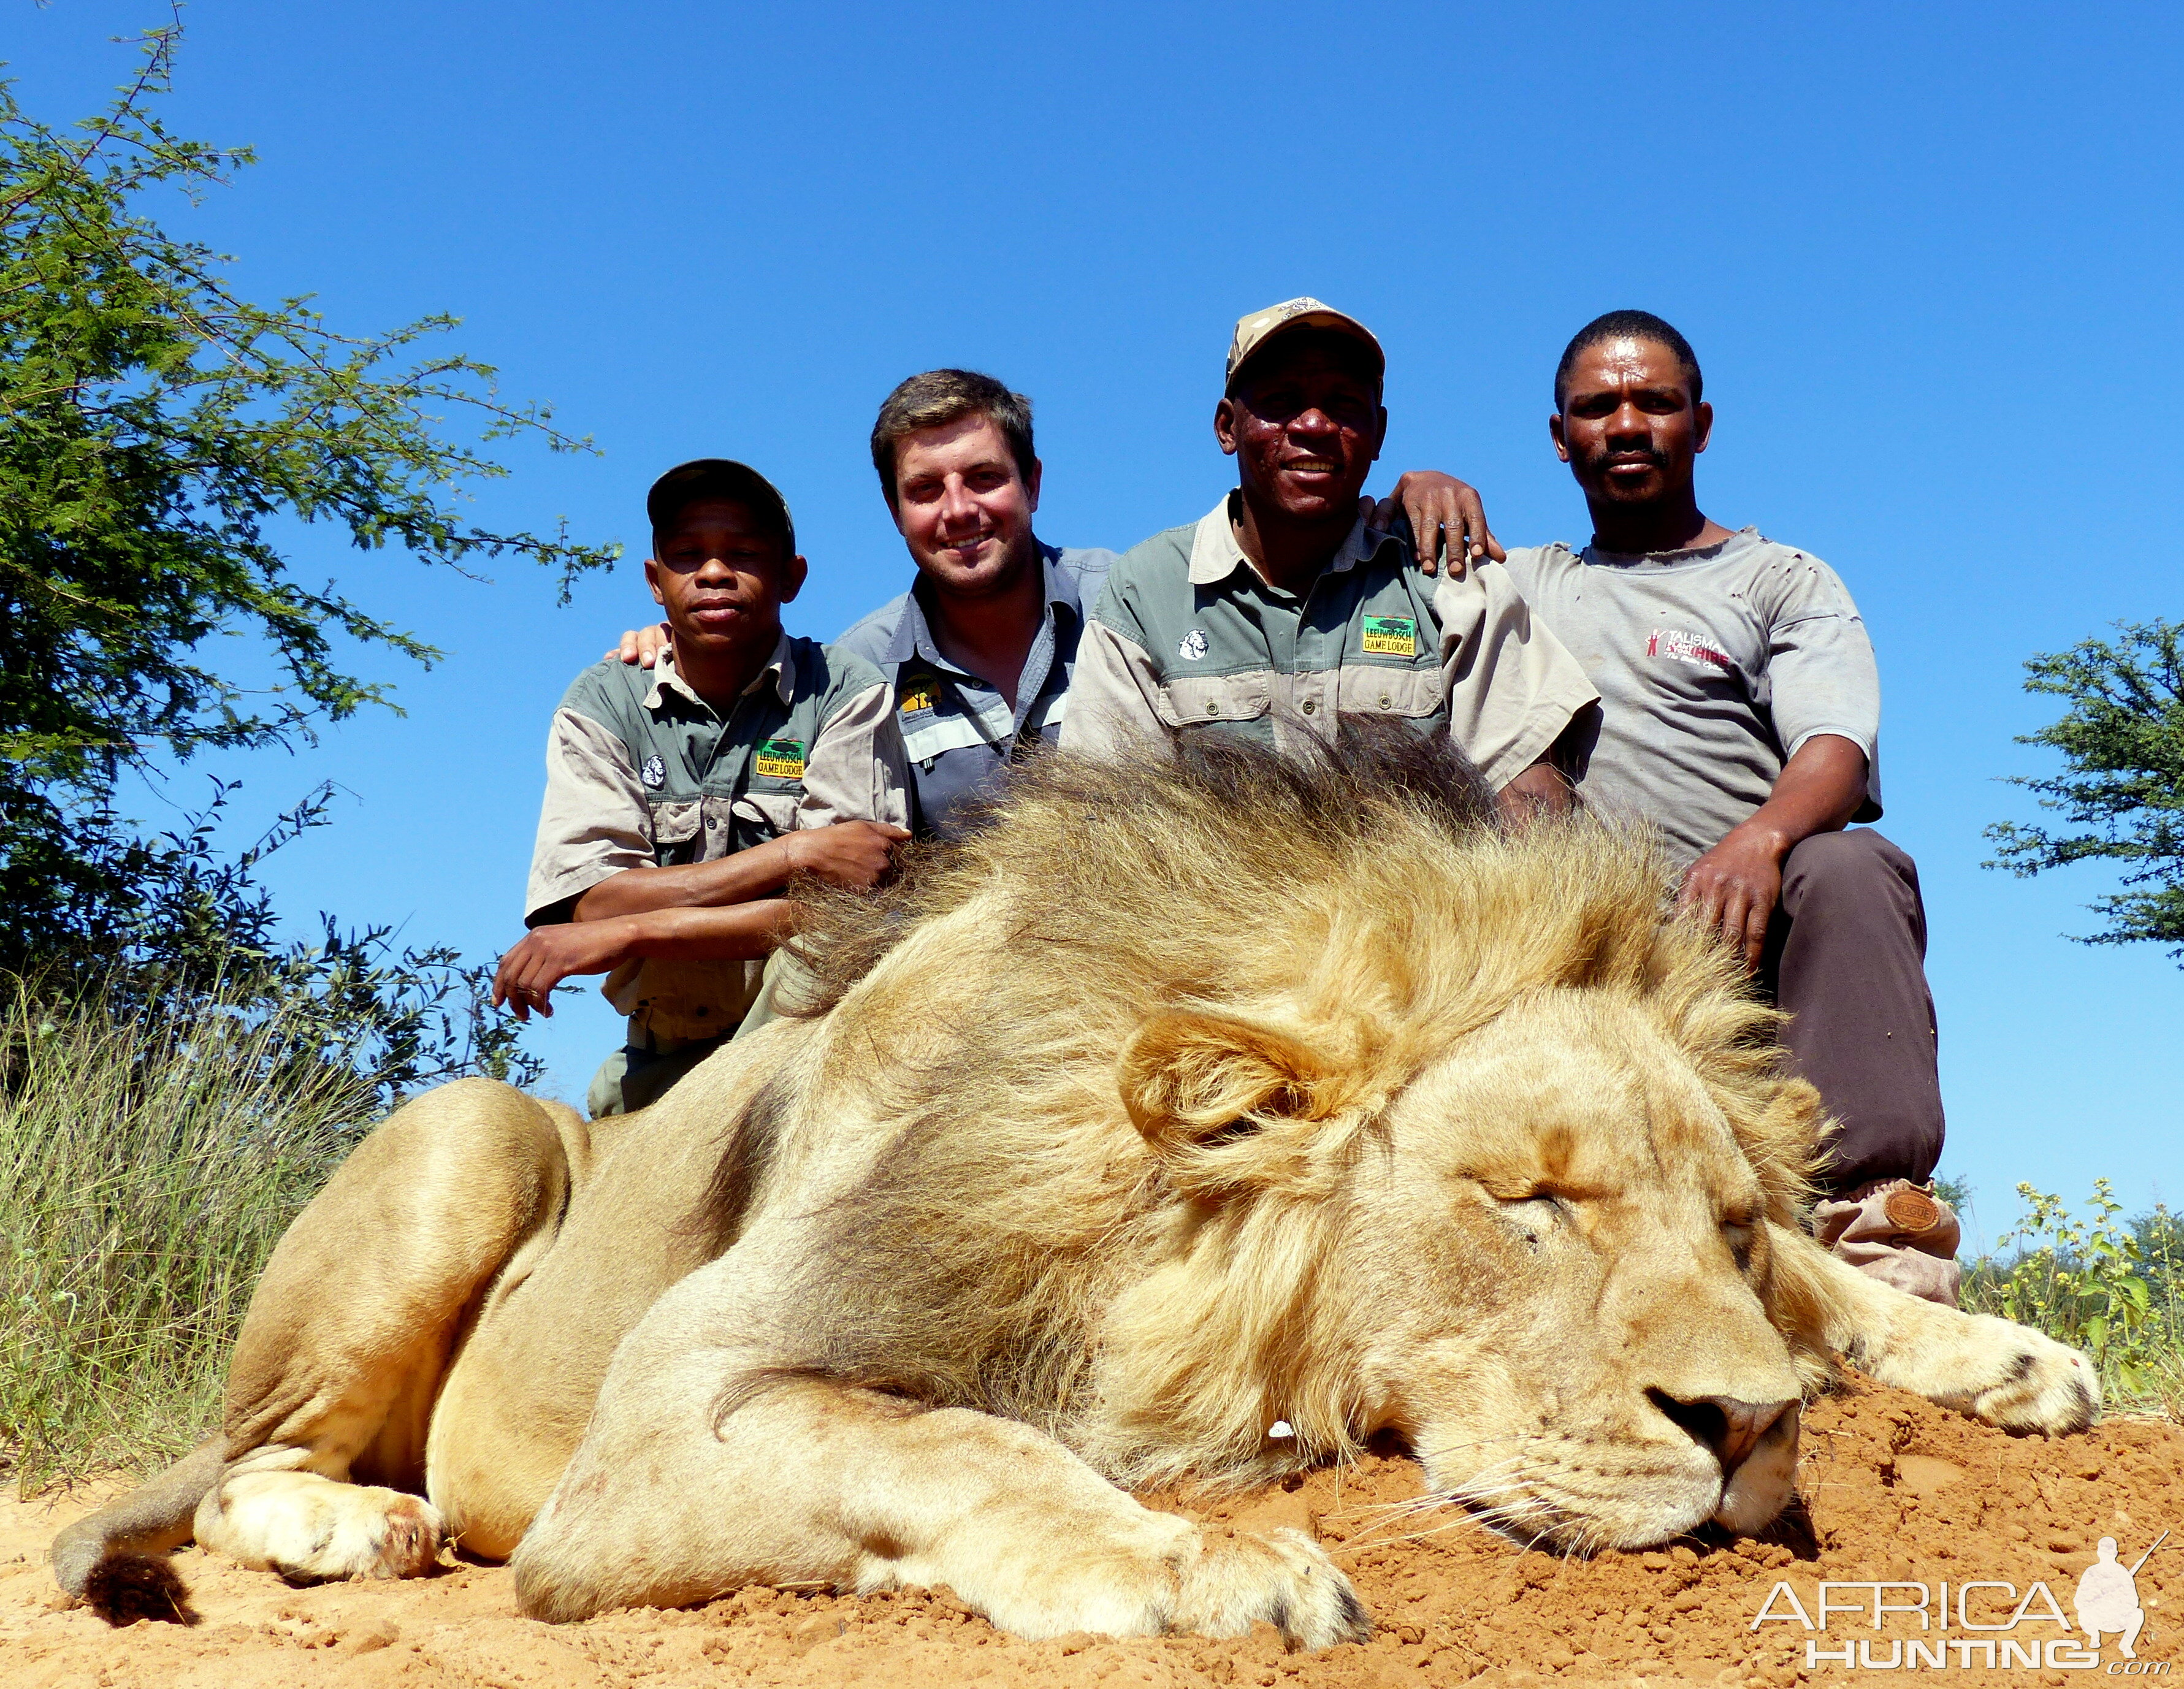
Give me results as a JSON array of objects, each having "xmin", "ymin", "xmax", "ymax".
[{"xmin": 1961, "ymin": 1180, "xmax": 2184, "ymax": 1408}]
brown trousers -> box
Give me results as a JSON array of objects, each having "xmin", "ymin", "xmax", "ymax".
[{"xmin": 1759, "ymin": 828, "xmax": 1945, "ymax": 1194}]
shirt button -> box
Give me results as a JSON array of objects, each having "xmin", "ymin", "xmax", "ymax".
[
  {"xmin": 1380, "ymin": 693, "xmax": 1391, "ymax": 709},
  {"xmin": 1302, "ymin": 699, "xmax": 1317, "ymax": 715},
  {"xmin": 1205, "ymin": 700, "xmax": 1219, "ymax": 715}
]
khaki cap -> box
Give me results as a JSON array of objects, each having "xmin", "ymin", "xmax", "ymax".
[{"xmin": 1225, "ymin": 297, "xmax": 1385, "ymax": 388}]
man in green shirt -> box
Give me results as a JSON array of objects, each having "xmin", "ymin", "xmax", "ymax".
[
  {"xmin": 494, "ymin": 459, "xmax": 909, "ymax": 1115},
  {"xmin": 1063, "ymin": 298, "xmax": 1594, "ymax": 820}
]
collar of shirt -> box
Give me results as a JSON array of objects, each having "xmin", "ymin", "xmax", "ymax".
[
  {"xmin": 879, "ymin": 544, "xmax": 1082, "ymax": 679},
  {"xmin": 644, "ymin": 630, "xmax": 795, "ymax": 714},
  {"xmin": 1186, "ymin": 490, "xmax": 1392, "ymax": 590}
]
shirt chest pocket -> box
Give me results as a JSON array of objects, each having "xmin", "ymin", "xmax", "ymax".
[
  {"xmin": 649, "ymin": 797, "xmax": 704, "ymax": 867},
  {"xmin": 1154, "ymin": 671, "xmax": 1273, "ymax": 728},
  {"xmin": 732, "ymin": 789, "xmax": 801, "ymax": 843},
  {"xmin": 1335, "ymin": 664, "xmax": 1444, "ymax": 720}
]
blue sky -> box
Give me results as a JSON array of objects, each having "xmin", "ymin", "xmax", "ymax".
[{"xmin": 12, "ymin": 2, "xmax": 2180, "ymax": 1244}]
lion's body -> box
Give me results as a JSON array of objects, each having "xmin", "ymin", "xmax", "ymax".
[{"xmin": 55, "ymin": 734, "xmax": 2101, "ymax": 1646}]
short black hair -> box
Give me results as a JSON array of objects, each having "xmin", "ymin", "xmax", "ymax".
[
  {"xmin": 870, "ymin": 369, "xmax": 1036, "ymax": 508},
  {"xmin": 1553, "ymin": 310, "xmax": 1703, "ymax": 411}
]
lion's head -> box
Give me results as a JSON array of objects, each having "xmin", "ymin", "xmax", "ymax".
[{"xmin": 735, "ymin": 722, "xmax": 1835, "ymax": 1550}]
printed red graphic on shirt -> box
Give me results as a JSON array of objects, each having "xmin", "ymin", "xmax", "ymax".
[{"xmin": 1646, "ymin": 628, "xmax": 1733, "ymax": 672}]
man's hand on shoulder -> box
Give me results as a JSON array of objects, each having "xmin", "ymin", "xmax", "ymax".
[
  {"xmin": 1679, "ymin": 822, "xmax": 1789, "ymax": 975},
  {"xmin": 1364, "ymin": 471, "xmax": 1506, "ymax": 579},
  {"xmin": 780, "ymin": 820, "xmax": 912, "ymax": 891},
  {"xmin": 604, "ymin": 623, "xmax": 672, "ymax": 667},
  {"xmin": 492, "ymin": 919, "xmax": 642, "ymax": 1020}
]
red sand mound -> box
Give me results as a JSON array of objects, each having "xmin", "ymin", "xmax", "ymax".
[{"xmin": 4, "ymin": 1376, "xmax": 2178, "ymax": 1687}]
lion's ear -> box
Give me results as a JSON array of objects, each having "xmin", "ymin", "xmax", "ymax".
[{"xmin": 1118, "ymin": 1010, "xmax": 1372, "ymax": 1196}]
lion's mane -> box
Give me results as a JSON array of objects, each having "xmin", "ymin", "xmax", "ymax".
[{"xmin": 700, "ymin": 722, "xmax": 1821, "ymax": 1491}]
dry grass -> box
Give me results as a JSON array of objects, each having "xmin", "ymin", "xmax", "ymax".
[{"xmin": 0, "ymin": 973, "xmax": 375, "ymax": 1492}]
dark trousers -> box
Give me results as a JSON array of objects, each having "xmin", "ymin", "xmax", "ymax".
[{"xmin": 1758, "ymin": 828, "xmax": 1945, "ymax": 1194}]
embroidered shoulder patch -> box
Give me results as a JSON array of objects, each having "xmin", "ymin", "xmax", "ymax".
[
  {"xmin": 899, "ymin": 681, "xmax": 939, "ymax": 715},
  {"xmin": 1178, "ymin": 629, "xmax": 1210, "ymax": 661},
  {"xmin": 1361, "ymin": 614, "xmax": 1418, "ymax": 657},
  {"xmin": 753, "ymin": 738, "xmax": 806, "ymax": 780},
  {"xmin": 640, "ymin": 753, "xmax": 666, "ymax": 789}
]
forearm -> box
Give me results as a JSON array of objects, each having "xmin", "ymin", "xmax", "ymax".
[
  {"xmin": 1725, "ymin": 734, "xmax": 1869, "ymax": 860},
  {"xmin": 586, "ymin": 901, "xmax": 797, "ymax": 966},
  {"xmin": 1496, "ymin": 758, "xmax": 1575, "ymax": 826},
  {"xmin": 572, "ymin": 840, "xmax": 795, "ymax": 920}
]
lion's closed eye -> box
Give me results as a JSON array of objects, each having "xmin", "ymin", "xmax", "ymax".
[{"xmin": 1493, "ymin": 1194, "xmax": 1565, "ymax": 1249}]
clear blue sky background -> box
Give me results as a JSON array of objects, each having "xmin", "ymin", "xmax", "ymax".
[{"xmin": 12, "ymin": 2, "xmax": 2180, "ymax": 1245}]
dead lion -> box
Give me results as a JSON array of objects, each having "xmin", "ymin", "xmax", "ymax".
[{"xmin": 54, "ymin": 727, "xmax": 2096, "ymax": 1648}]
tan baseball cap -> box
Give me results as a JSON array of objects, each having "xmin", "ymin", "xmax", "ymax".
[{"xmin": 1225, "ymin": 297, "xmax": 1385, "ymax": 389}]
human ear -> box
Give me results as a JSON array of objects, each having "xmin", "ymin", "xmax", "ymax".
[
  {"xmin": 779, "ymin": 552, "xmax": 809, "ymax": 606},
  {"xmin": 1692, "ymin": 400, "xmax": 1714, "ymax": 455},
  {"xmin": 1213, "ymin": 397, "xmax": 1242, "ymax": 458},
  {"xmin": 1025, "ymin": 457, "xmax": 1044, "ymax": 514},
  {"xmin": 643, "ymin": 556, "xmax": 668, "ymax": 607},
  {"xmin": 1548, "ymin": 413, "xmax": 1571, "ymax": 465}
]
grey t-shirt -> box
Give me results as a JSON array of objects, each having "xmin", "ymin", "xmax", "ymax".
[{"xmin": 1502, "ymin": 528, "xmax": 1882, "ymax": 868}]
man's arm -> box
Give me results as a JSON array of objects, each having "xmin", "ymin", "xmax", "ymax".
[
  {"xmin": 1682, "ymin": 556, "xmax": 1884, "ymax": 970},
  {"xmin": 493, "ymin": 901, "xmax": 794, "ymax": 1020},
  {"xmin": 496, "ymin": 692, "xmax": 907, "ymax": 1018},
  {"xmin": 1057, "ymin": 616, "xmax": 1169, "ymax": 756},
  {"xmin": 1432, "ymin": 562, "xmax": 1600, "ymax": 796},
  {"xmin": 1678, "ymin": 733, "xmax": 1868, "ymax": 972}
]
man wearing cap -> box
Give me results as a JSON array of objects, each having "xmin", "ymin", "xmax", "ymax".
[
  {"xmin": 1062, "ymin": 298, "xmax": 1595, "ymax": 818},
  {"xmin": 611, "ymin": 371, "xmax": 1502, "ymax": 840},
  {"xmin": 494, "ymin": 459, "xmax": 910, "ymax": 1117}
]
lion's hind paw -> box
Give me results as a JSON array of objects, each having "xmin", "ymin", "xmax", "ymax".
[
  {"xmin": 1170, "ymin": 1525, "xmax": 1371, "ymax": 1650},
  {"xmin": 207, "ymin": 1474, "xmax": 443, "ymax": 1584}
]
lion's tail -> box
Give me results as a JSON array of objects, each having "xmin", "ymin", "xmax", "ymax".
[{"xmin": 49, "ymin": 1435, "xmax": 222, "ymax": 1623}]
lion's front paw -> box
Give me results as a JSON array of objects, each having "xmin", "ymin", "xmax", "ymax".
[
  {"xmin": 1960, "ymin": 1319, "xmax": 2101, "ymax": 1433},
  {"xmin": 1168, "ymin": 1525, "xmax": 1371, "ymax": 1650}
]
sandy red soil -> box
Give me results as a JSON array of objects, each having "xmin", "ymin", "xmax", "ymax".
[{"xmin": 4, "ymin": 1376, "xmax": 2179, "ymax": 1687}]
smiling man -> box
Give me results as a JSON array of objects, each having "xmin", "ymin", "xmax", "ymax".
[
  {"xmin": 496, "ymin": 459, "xmax": 909, "ymax": 1116},
  {"xmin": 613, "ymin": 371, "xmax": 1504, "ymax": 839},
  {"xmin": 1500, "ymin": 309, "xmax": 1960, "ymax": 1303},
  {"xmin": 829, "ymin": 370, "xmax": 1118, "ymax": 838},
  {"xmin": 1062, "ymin": 297, "xmax": 1594, "ymax": 820}
]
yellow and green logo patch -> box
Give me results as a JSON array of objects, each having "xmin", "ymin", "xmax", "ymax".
[
  {"xmin": 753, "ymin": 738, "xmax": 806, "ymax": 780},
  {"xmin": 899, "ymin": 681, "xmax": 939, "ymax": 715},
  {"xmin": 1361, "ymin": 614, "xmax": 1418, "ymax": 657}
]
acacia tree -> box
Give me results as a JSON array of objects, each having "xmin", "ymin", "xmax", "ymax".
[
  {"xmin": 0, "ymin": 20, "xmax": 616, "ymax": 1083},
  {"xmin": 1985, "ymin": 619, "xmax": 2184, "ymax": 963}
]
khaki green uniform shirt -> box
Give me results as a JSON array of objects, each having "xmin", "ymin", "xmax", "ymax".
[
  {"xmin": 524, "ymin": 633, "xmax": 908, "ymax": 1048},
  {"xmin": 1063, "ymin": 495, "xmax": 1597, "ymax": 790}
]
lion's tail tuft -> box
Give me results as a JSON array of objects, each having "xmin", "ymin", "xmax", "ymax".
[
  {"xmin": 82, "ymin": 1551, "xmax": 199, "ymax": 1626},
  {"xmin": 50, "ymin": 1435, "xmax": 221, "ymax": 1623}
]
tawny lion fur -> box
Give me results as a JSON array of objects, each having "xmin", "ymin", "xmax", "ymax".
[{"xmin": 54, "ymin": 728, "xmax": 2099, "ymax": 1650}]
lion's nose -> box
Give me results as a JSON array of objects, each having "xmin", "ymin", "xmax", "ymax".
[{"xmin": 1647, "ymin": 1390, "xmax": 1795, "ymax": 1473}]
